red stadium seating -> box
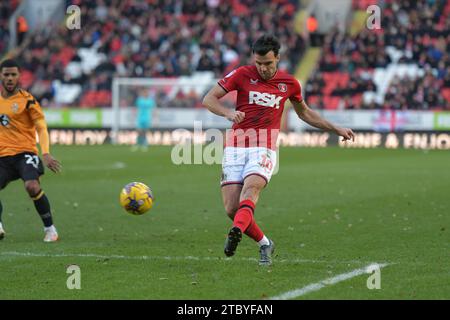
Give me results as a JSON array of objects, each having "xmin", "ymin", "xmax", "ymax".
[
  {"xmin": 323, "ymin": 96, "xmax": 340, "ymax": 110},
  {"xmin": 80, "ymin": 90, "xmax": 112, "ymax": 108},
  {"xmin": 19, "ymin": 70, "xmax": 35, "ymax": 89},
  {"xmin": 352, "ymin": 0, "xmax": 378, "ymax": 10},
  {"xmin": 442, "ymin": 88, "xmax": 450, "ymax": 103}
]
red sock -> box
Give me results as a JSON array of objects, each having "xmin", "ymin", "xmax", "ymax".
[
  {"xmin": 245, "ymin": 219, "xmax": 264, "ymax": 242},
  {"xmin": 232, "ymin": 199, "xmax": 255, "ymax": 232}
]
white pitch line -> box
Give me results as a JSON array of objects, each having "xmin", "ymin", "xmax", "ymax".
[
  {"xmin": 270, "ymin": 263, "xmax": 389, "ymax": 300},
  {"xmin": 0, "ymin": 251, "xmax": 385, "ymax": 266}
]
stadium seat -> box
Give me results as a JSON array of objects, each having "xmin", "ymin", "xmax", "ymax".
[
  {"xmin": 65, "ymin": 61, "xmax": 83, "ymax": 79},
  {"xmin": 352, "ymin": 94, "xmax": 363, "ymax": 107},
  {"xmin": 307, "ymin": 96, "xmax": 319, "ymax": 105},
  {"xmin": 442, "ymin": 88, "xmax": 450, "ymax": 103},
  {"xmin": 324, "ymin": 96, "xmax": 340, "ymax": 110},
  {"xmin": 19, "ymin": 70, "xmax": 35, "ymax": 89},
  {"xmin": 80, "ymin": 90, "xmax": 112, "ymax": 108},
  {"xmin": 78, "ymin": 48, "xmax": 106, "ymax": 74},
  {"xmin": 352, "ymin": 0, "xmax": 375, "ymax": 10},
  {"xmin": 53, "ymin": 81, "xmax": 82, "ymax": 104}
]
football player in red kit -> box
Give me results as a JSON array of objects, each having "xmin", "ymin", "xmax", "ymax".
[{"xmin": 203, "ymin": 34, "xmax": 355, "ymax": 265}]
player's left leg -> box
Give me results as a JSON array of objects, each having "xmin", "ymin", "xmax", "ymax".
[
  {"xmin": 140, "ymin": 129, "xmax": 149, "ymax": 151},
  {"xmin": 239, "ymin": 175, "xmax": 272, "ymax": 243},
  {"xmin": 24, "ymin": 180, "xmax": 58, "ymax": 242},
  {"xmin": 238, "ymin": 175, "xmax": 275, "ymax": 265},
  {"xmin": 136, "ymin": 121, "xmax": 149, "ymax": 151},
  {"xmin": 233, "ymin": 174, "xmax": 266, "ymax": 231},
  {"xmin": 17, "ymin": 153, "xmax": 58, "ymax": 242},
  {"xmin": 237, "ymin": 147, "xmax": 278, "ymax": 265}
]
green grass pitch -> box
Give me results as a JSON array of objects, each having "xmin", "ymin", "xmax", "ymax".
[{"xmin": 0, "ymin": 145, "xmax": 448, "ymax": 299}]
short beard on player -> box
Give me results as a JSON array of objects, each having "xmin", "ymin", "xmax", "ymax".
[
  {"xmin": 259, "ymin": 67, "xmax": 277, "ymax": 80},
  {"xmin": 2, "ymin": 81, "xmax": 17, "ymax": 93}
]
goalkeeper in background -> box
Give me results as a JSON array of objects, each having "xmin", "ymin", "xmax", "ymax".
[
  {"xmin": 0, "ymin": 59, "xmax": 61, "ymax": 242},
  {"xmin": 133, "ymin": 88, "xmax": 157, "ymax": 152}
]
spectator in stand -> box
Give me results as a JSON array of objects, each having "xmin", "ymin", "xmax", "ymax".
[
  {"xmin": 309, "ymin": 96, "xmax": 324, "ymax": 110},
  {"xmin": 307, "ymin": 14, "xmax": 320, "ymax": 47},
  {"xmin": 17, "ymin": 16, "xmax": 29, "ymax": 46},
  {"xmin": 339, "ymin": 95, "xmax": 357, "ymax": 110},
  {"xmin": 444, "ymin": 67, "xmax": 450, "ymax": 88}
]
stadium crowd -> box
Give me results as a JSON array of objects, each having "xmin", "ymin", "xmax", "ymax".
[
  {"xmin": 306, "ymin": 0, "xmax": 450, "ymax": 110},
  {"xmin": 9, "ymin": 0, "xmax": 304, "ymax": 108},
  {"xmin": 3, "ymin": 0, "xmax": 449, "ymax": 110}
]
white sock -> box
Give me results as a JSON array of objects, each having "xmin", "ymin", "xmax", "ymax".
[
  {"xmin": 44, "ymin": 225, "xmax": 56, "ymax": 232},
  {"xmin": 258, "ymin": 235, "xmax": 270, "ymax": 247},
  {"xmin": 0, "ymin": 222, "xmax": 3, "ymax": 229}
]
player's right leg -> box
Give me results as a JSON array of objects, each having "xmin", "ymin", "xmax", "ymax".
[
  {"xmin": 222, "ymin": 184, "xmax": 242, "ymax": 221},
  {"xmin": 0, "ymin": 156, "xmax": 16, "ymax": 240},
  {"xmin": 221, "ymin": 147, "xmax": 246, "ymax": 256},
  {"xmin": 221, "ymin": 184, "xmax": 243, "ymax": 256}
]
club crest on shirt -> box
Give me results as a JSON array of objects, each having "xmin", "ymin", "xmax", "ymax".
[
  {"xmin": 278, "ymin": 83, "xmax": 287, "ymax": 92},
  {"xmin": 11, "ymin": 103, "xmax": 19, "ymax": 113}
]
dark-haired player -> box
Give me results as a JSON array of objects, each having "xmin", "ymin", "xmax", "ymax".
[
  {"xmin": 0, "ymin": 59, "xmax": 61, "ymax": 242},
  {"xmin": 203, "ymin": 35, "xmax": 354, "ymax": 265}
]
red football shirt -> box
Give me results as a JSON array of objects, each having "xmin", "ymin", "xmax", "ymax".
[{"xmin": 218, "ymin": 65, "xmax": 303, "ymax": 149}]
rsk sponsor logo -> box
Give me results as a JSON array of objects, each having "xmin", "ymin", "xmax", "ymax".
[{"xmin": 249, "ymin": 91, "xmax": 283, "ymax": 109}]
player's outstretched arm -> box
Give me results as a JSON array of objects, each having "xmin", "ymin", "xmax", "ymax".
[
  {"xmin": 35, "ymin": 119, "xmax": 62, "ymax": 173},
  {"xmin": 202, "ymin": 84, "xmax": 245, "ymax": 124},
  {"xmin": 292, "ymin": 100, "xmax": 355, "ymax": 142}
]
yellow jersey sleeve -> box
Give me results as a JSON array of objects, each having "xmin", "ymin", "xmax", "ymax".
[{"xmin": 27, "ymin": 97, "xmax": 45, "ymax": 122}]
